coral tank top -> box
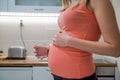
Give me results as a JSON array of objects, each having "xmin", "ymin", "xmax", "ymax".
[{"xmin": 48, "ymin": 2, "xmax": 101, "ymax": 79}]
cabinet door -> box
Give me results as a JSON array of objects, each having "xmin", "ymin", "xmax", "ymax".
[
  {"xmin": 96, "ymin": 67, "xmax": 115, "ymax": 76},
  {"xmin": 8, "ymin": 0, "xmax": 61, "ymax": 13},
  {"xmin": 33, "ymin": 67, "xmax": 54, "ymax": 80},
  {"xmin": 96, "ymin": 67, "xmax": 115, "ymax": 80},
  {"xmin": 115, "ymin": 67, "xmax": 120, "ymax": 80},
  {"xmin": 98, "ymin": 77, "xmax": 114, "ymax": 80},
  {"xmin": 0, "ymin": 67, "xmax": 32, "ymax": 80},
  {"xmin": 0, "ymin": 0, "xmax": 7, "ymax": 11}
]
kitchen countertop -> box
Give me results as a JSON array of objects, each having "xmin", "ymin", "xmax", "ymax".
[{"xmin": 0, "ymin": 58, "xmax": 117, "ymax": 67}]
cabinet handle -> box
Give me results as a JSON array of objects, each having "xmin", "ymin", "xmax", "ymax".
[
  {"xmin": 34, "ymin": 8, "xmax": 44, "ymax": 11},
  {"xmin": 46, "ymin": 69, "xmax": 50, "ymax": 72}
]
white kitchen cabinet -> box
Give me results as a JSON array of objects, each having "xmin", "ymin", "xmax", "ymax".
[
  {"xmin": 33, "ymin": 66, "xmax": 54, "ymax": 80},
  {"xmin": 0, "ymin": 67, "xmax": 32, "ymax": 80},
  {"xmin": 0, "ymin": 0, "xmax": 62, "ymax": 13},
  {"xmin": 0, "ymin": 0, "xmax": 8, "ymax": 12},
  {"xmin": 96, "ymin": 66, "xmax": 120, "ymax": 80},
  {"xmin": 98, "ymin": 78, "xmax": 114, "ymax": 80},
  {"xmin": 96, "ymin": 67, "xmax": 115, "ymax": 80},
  {"xmin": 115, "ymin": 67, "xmax": 120, "ymax": 80}
]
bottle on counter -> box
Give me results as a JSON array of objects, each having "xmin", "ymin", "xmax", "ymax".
[{"xmin": 0, "ymin": 49, "xmax": 3, "ymax": 56}]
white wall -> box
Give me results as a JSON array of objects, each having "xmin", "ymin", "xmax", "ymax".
[
  {"xmin": 0, "ymin": 17, "xmax": 59, "ymax": 55},
  {"xmin": 112, "ymin": 0, "xmax": 120, "ymax": 27}
]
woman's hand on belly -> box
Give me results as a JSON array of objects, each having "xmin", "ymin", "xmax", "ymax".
[{"xmin": 53, "ymin": 30, "xmax": 72, "ymax": 47}]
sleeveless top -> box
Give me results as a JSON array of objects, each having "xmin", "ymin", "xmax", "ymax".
[{"xmin": 48, "ymin": 2, "xmax": 101, "ymax": 79}]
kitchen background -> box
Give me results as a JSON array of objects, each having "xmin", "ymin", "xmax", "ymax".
[
  {"xmin": 0, "ymin": 15, "xmax": 59, "ymax": 56},
  {"xmin": 0, "ymin": 0, "xmax": 120, "ymax": 58},
  {"xmin": 0, "ymin": 0, "xmax": 120, "ymax": 80}
]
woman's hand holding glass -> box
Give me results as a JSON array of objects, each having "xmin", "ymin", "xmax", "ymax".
[{"xmin": 34, "ymin": 45, "xmax": 49, "ymax": 60}]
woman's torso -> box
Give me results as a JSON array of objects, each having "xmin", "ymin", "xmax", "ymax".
[{"xmin": 48, "ymin": 2, "xmax": 101, "ymax": 79}]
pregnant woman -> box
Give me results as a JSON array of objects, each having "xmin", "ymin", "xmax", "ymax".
[{"xmin": 34, "ymin": 0, "xmax": 120, "ymax": 80}]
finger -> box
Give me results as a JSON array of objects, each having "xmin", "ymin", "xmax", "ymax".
[
  {"xmin": 52, "ymin": 41, "xmax": 57, "ymax": 46},
  {"xmin": 34, "ymin": 51, "xmax": 38, "ymax": 54},
  {"xmin": 59, "ymin": 31, "xmax": 62, "ymax": 33},
  {"xmin": 39, "ymin": 56, "xmax": 47, "ymax": 60},
  {"xmin": 34, "ymin": 46, "xmax": 39, "ymax": 50},
  {"xmin": 34, "ymin": 45, "xmax": 42, "ymax": 49},
  {"xmin": 53, "ymin": 40, "xmax": 55, "ymax": 43}
]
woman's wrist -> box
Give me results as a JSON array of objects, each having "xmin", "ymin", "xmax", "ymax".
[
  {"xmin": 67, "ymin": 36, "xmax": 74, "ymax": 47},
  {"xmin": 67, "ymin": 36, "xmax": 83, "ymax": 48}
]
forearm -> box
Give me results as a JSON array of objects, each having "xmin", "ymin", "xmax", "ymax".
[{"xmin": 68, "ymin": 37, "xmax": 120, "ymax": 57}]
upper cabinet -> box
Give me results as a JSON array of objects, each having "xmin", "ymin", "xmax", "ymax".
[
  {"xmin": 0, "ymin": 0, "xmax": 62, "ymax": 13},
  {"xmin": 0, "ymin": 0, "xmax": 8, "ymax": 12}
]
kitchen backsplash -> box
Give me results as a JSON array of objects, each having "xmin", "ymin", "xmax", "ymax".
[{"xmin": 0, "ymin": 16, "xmax": 59, "ymax": 55}]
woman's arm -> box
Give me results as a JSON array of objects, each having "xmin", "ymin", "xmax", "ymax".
[{"xmin": 53, "ymin": 0, "xmax": 120, "ymax": 57}]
